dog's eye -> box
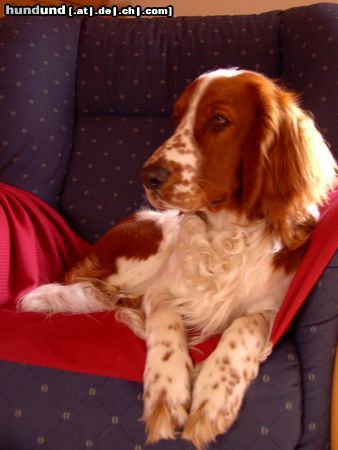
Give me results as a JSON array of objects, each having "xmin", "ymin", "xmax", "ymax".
[{"xmin": 209, "ymin": 115, "xmax": 229, "ymax": 129}]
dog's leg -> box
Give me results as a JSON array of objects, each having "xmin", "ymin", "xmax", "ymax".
[
  {"xmin": 18, "ymin": 210, "xmax": 173, "ymax": 315},
  {"xmin": 18, "ymin": 280, "xmax": 114, "ymax": 314},
  {"xmin": 183, "ymin": 312, "xmax": 272, "ymax": 450},
  {"xmin": 142, "ymin": 304, "xmax": 193, "ymax": 443}
]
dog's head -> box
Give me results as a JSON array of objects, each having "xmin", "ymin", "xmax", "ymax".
[{"xmin": 142, "ymin": 69, "xmax": 336, "ymax": 248}]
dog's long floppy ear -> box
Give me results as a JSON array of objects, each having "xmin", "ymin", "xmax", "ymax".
[{"xmin": 242, "ymin": 75, "xmax": 337, "ymax": 249}]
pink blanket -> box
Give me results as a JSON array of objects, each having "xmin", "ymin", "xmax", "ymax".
[{"xmin": 0, "ymin": 183, "xmax": 90, "ymax": 307}]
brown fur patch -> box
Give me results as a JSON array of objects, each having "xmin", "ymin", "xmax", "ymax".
[
  {"xmin": 273, "ymin": 239, "xmax": 310, "ymax": 274},
  {"xmin": 229, "ymin": 341, "xmax": 236, "ymax": 349},
  {"xmin": 168, "ymin": 323, "xmax": 180, "ymax": 331},
  {"xmin": 65, "ymin": 215, "xmax": 163, "ymax": 283},
  {"xmin": 162, "ymin": 350, "xmax": 174, "ymax": 362},
  {"xmin": 153, "ymin": 373, "xmax": 160, "ymax": 383}
]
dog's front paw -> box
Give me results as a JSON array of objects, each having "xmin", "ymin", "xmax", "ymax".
[
  {"xmin": 182, "ymin": 353, "xmax": 253, "ymax": 450},
  {"xmin": 142, "ymin": 344, "xmax": 193, "ymax": 443}
]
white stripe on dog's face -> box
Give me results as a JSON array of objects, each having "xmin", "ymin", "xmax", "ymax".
[
  {"xmin": 150, "ymin": 84, "xmax": 205, "ymax": 175},
  {"xmin": 165, "ymin": 149, "xmax": 197, "ymax": 169},
  {"xmin": 161, "ymin": 70, "xmax": 243, "ymax": 170},
  {"xmin": 143, "ymin": 69, "xmax": 243, "ymax": 211}
]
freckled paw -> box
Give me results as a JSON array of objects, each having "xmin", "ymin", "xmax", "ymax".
[
  {"xmin": 142, "ymin": 393, "xmax": 189, "ymax": 443},
  {"xmin": 182, "ymin": 355, "xmax": 245, "ymax": 449},
  {"xmin": 182, "ymin": 405, "xmax": 233, "ymax": 450},
  {"xmin": 142, "ymin": 345, "xmax": 193, "ymax": 441}
]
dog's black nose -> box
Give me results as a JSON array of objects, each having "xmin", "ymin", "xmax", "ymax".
[{"xmin": 141, "ymin": 165, "xmax": 171, "ymax": 190}]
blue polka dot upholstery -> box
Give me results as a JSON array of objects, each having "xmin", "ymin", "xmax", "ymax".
[
  {"xmin": 0, "ymin": 17, "xmax": 82, "ymax": 208},
  {"xmin": 75, "ymin": 13, "xmax": 281, "ymax": 117},
  {"xmin": 0, "ymin": 4, "xmax": 337, "ymax": 450},
  {"xmin": 281, "ymin": 4, "xmax": 338, "ymax": 160}
]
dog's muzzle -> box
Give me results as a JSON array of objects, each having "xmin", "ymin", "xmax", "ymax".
[{"xmin": 141, "ymin": 164, "xmax": 171, "ymax": 191}]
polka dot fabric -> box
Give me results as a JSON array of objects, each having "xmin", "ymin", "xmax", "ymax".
[
  {"xmin": 0, "ymin": 338, "xmax": 303, "ymax": 450},
  {"xmin": 281, "ymin": 3, "xmax": 338, "ymax": 160},
  {"xmin": 0, "ymin": 17, "xmax": 82, "ymax": 208},
  {"xmin": 76, "ymin": 13, "xmax": 281, "ymax": 117}
]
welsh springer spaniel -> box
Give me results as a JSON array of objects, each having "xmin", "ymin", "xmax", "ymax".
[{"xmin": 20, "ymin": 69, "xmax": 337, "ymax": 449}]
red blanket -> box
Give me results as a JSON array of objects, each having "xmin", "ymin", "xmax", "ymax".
[{"xmin": 0, "ymin": 183, "xmax": 337, "ymax": 382}]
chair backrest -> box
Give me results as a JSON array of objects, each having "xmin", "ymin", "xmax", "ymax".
[{"xmin": 0, "ymin": 4, "xmax": 337, "ymax": 242}]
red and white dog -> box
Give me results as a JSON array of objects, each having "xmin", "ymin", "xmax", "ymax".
[{"xmin": 20, "ymin": 69, "xmax": 336, "ymax": 449}]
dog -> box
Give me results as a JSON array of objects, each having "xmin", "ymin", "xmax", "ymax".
[{"xmin": 19, "ymin": 69, "xmax": 337, "ymax": 449}]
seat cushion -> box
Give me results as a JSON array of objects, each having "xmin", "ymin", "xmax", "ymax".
[{"xmin": 0, "ymin": 336, "xmax": 302, "ymax": 450}]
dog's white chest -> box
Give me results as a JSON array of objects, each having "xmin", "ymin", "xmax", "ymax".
[{"xmin": 155, "ymin": 212, "xmax": 290, "ymax": 336}]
